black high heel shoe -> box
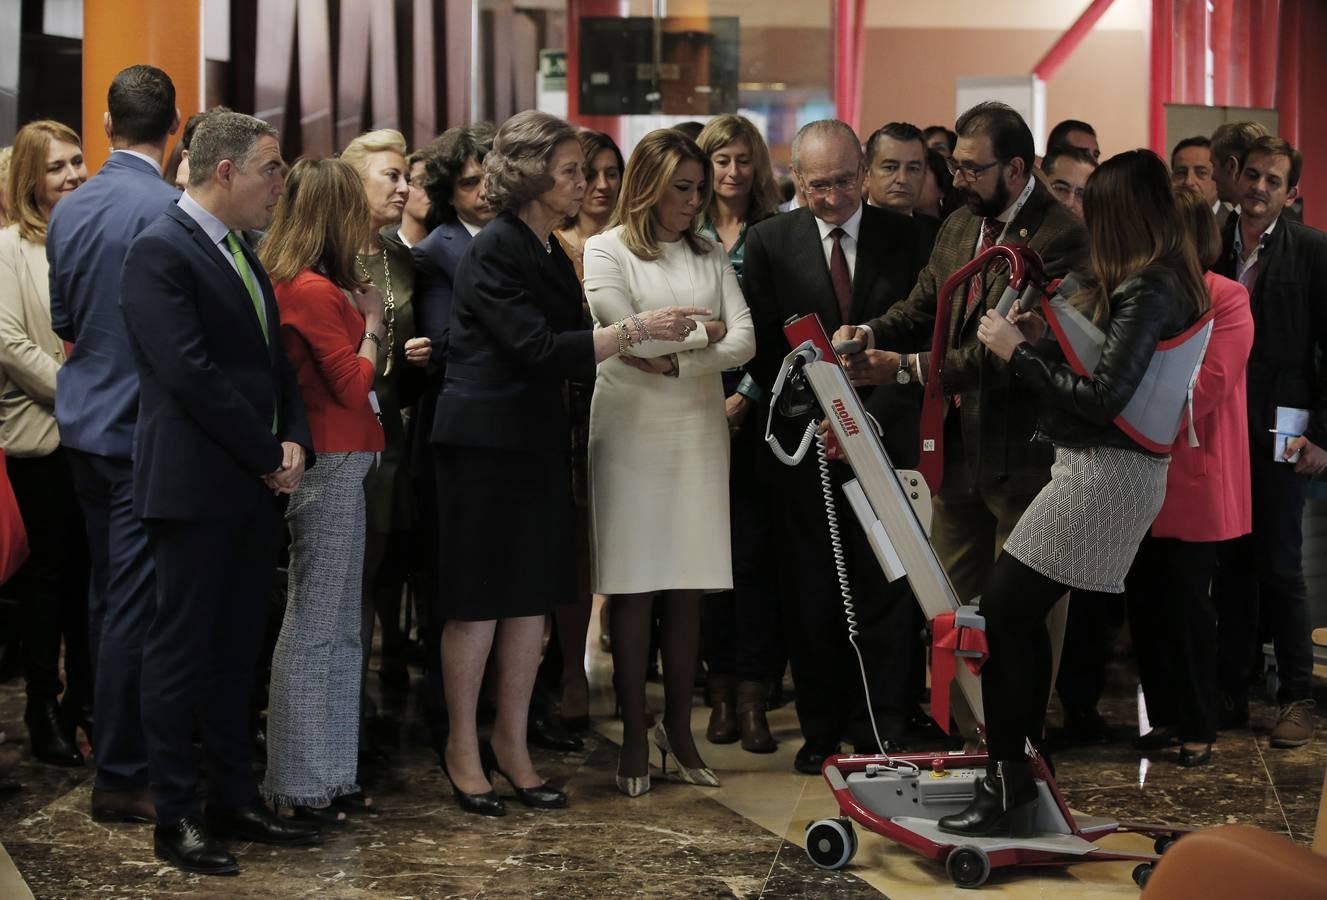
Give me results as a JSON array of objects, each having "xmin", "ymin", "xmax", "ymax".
[
  {"xmin": 1178, "ymin": 742, "xmax": 1213, "ymax": 767},
  {"xmin": 440, "ymin": 751, "xmax": 506, "ymax": 817},
  {"xmin": 288, "ymin": 804, "xmax": 348, "ymax": 827},
  {"xmin": 482, "ymin": 740, "xmax": 567, "ymax": 809}
]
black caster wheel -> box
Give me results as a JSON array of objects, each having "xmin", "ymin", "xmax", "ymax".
[
  {"xmin": 1153, "ymin": 832, "xmax": 1179, "ymax": 854},
  {"xmin": 1133, "ymin": 862, "xmax": 1154, "ymax": 888},
  {"xmin": 946, "ymin": 845, "xmax": 991, "ymax": 889},
  {"xmin": 805, "ymin": 818, "xmax": 856, "ymax": 870}
]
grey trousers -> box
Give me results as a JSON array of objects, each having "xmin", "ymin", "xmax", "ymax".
[{"xmin": 262, "ymin": 451, "xmax": 374, "ymax": 806}]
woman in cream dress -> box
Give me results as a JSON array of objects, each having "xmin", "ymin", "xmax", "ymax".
[{"xmin": 583, "ymin": 129, "xmax": 755, "ymax": 796}]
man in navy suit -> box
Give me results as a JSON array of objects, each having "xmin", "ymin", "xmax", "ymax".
[
  {"xmin": 47, "ymin": 65, "xmax": 181, "ymax": 825},
  {"xmin": 120, "ymin": 110, "xmax": 318, "ymax": 875}
]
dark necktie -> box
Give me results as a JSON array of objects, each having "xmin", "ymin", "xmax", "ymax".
[
  {"xmin": 965, "ymin": 217, "xmax": 999, "ymax": 318},
  {"xmin": 829, "ymin": 227, "xmax": 852, "ymax": 323}
]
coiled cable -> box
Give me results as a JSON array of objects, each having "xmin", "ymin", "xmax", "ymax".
[{"xmin": 816, "ymin": 432, "xmax": 917, "ymax": 773}]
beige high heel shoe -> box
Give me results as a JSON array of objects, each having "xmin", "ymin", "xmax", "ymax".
[
  {"xmin": 652, "ymin": 723, "xmax": 720, "ymax": 787},
  {"xmin": 615, "ymin": 772, "xmax": 651, "ymax": 797}
]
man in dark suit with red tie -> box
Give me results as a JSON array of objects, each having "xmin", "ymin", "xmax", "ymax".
[
  {"xmin": 120, "ymin": 110, "xmax": 319, "ymax": 875},
  {"xmin": 744, "ymin": 119, "xmax": 936, "ymax": 772}
]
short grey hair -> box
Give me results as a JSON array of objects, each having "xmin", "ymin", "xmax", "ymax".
[
  {"xmin": 187, "ymin": 110, "xmax": 280, "ymax": 188},
  {"xmin": 483, "ymin": 110, "xmax": 577, "ymax": 213},
  {"xmin": 791, "ymin": 119, "xmax": 863, "ymax": 171}
]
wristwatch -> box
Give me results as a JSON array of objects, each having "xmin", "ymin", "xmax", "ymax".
[{"xmin": 896, "ymin": 355, "xmax": 913, "ymax": 385}]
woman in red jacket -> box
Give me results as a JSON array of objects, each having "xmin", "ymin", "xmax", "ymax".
[
  {"xmin": 1127, "ymin": 185, "xmax": 1254, "ymax": 767},
  {"xmin": 257, "ymin": 158, "xmax": 386, "ymax": 821}
]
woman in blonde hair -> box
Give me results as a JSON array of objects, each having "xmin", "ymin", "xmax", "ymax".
[
  {"xmin": 341, "ymin": 129, "xmax": 432, "ymax": 696},
  {"xmin": 0, "ymin": 120, "xmax": 91, "ymax": 766},
  {"xmin": 693, "ymin": 114, "xmax": 782, "ymax": 753},
  {"xmin": 258, "ymin": 158, "xmax": 386, "ymax": 823},
  {"xmin": 432, "ymin": 111, "xmax": 705, "ymax": 817},
  {"xmin": 584, "ymin": 128, "xmax": 755, "ymax": 796}
]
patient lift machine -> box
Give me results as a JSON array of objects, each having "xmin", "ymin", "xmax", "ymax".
[{"xmin": 765, "ymin": 246, "xmax": 1190, "ymax": 889}]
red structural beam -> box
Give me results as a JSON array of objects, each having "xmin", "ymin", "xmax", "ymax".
[
  {"xmin": 1149, "ymin": 0, "xmax": 1174, "ymax": 155},
  {"xmin": 1032, "ymin": 0, "xmax": 1118, "ymax": 82},
  {"xmin": 833, "ymin": 0, "xmax": 866, "ymax": 132}
]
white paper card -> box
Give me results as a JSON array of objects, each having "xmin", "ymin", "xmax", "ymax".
[{"xmin": 1271, "ymin": 406, "xmax": 1310, "ymax": 463}]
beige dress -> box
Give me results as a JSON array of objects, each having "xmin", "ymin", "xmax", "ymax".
[{"xmin": 583, "ymin": 226, "xmax": 755, "ymax": 594}]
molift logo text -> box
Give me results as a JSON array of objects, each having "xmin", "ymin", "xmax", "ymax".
[{"xmin": 832, "ymin": 399, "xmax": 860, "ymax": 437}]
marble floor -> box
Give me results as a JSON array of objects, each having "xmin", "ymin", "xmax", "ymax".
[{"xmin": 0, "ymin": 602, "xmax": 1322, "ymax": 899}]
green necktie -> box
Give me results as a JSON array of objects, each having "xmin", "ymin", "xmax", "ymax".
[
  {"xmin": 223, "ymin": 232, "xmax": 277, "ymax": 434},
  {"xmin": 224, "ymin": 232, "xmax": 269, "ymax": 345}
]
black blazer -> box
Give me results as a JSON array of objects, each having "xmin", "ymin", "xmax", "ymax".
[
  {"xmin": 743, "ymin": 203, "xmax": 936, "ymax": 465},
  {"xmin": 120, "ymin": 203, "xmax": 313, "ymax": 521},
  {"xmin": 1214, "ymin": 214, "xmax": 1327, "ymax": 449},
  {"xmin": 431, "ymin": 211, "xmax": 595, "ymax": 454}
]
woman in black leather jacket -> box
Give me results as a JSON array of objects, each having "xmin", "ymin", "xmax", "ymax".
[{"xmin": 938, "ymin": 150, "xmax": 1210, "ymax": 837}]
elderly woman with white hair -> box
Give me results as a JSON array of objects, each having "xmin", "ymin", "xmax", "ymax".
[
  {"xmin": 431, "ymin": 110, "xmax": 708, "ymax": 817},
  {"xmin": 340, "ymin": 130, "xmax": 433, "ymax": 702}
]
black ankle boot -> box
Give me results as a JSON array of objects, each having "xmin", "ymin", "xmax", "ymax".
[
  {"xmin": 937, "ymin": 759, "xmax": 1038, "ymax": 837},
  {"xmin": 25, "ymin": 699, "xmax": 83, "ymax": 767}
]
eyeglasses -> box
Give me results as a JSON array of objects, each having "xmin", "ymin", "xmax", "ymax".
[
  {"xmin": 946, "ymin": 158, "xmax": 1004, "ymax": 181},
  {"xmin": 800, "ymin": 171, "xmax": 862, "ymax": 198},
  {"xmin": 1049, "ymin": 180, "xmax": 1086, "ymax": 202}
]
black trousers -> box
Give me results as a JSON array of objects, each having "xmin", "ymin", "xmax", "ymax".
[
  {"xmin": 1054, "ymin": 589, "xmax": 1122, "ymax": 716},
  {"xmin": 980, "ymin": 552, "xmax": 1070, "ymax": 761},
  {"xmin": 66, "ymin": 449, "xmax": 156, "ymax": 791},
  {"xmin": 704, "ymin": 430, "xmax": 784, "ymax": 682},
  {"xmin": 6, "ymin": 450, "xmax": 91, "ymax": 706},
  {"xmin": 778, "ymin": 456, "xmax": 920, "ymax": 751},
  {"xmin": 141, "ymin": 500, "xmax": 280, "ymax": 824},
  {"xmin": 1214, "ymin": 452, "xmax": 1314, "ymax": 703},
  {"xmin": 1127, "ymin": 533, "xmax": 1220, "ymax": 743}
]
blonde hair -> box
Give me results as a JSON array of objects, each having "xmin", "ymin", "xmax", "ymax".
[
  {"xmin": 340, "ymin": 129, "xmax": 408, "ymax": 180},
  {"xmin": 484, "ymin": 110, "xmax": 578, "ymax": 213},
  {"xmin": 696, "ymin": 115, "xmax": 780, "ymax": 223},
  {"xmin": 0, "ymin": 146, "xmax": 11, "ymax": 226},
  {"xmin": 9, "ymin": 120, "xmax": 82, "ymax": 244},
  {"xmin": 611, "ymin": 128, "xmax": 711, "ymax": 261},
  {"xmin": 259, "ymin": 157, "xmax": 372, "ymax": 290}
]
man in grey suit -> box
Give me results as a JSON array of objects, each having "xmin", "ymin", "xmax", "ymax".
[{"xmin": 46, "ymin": 64, "xmax": 181, "ymax": 825}]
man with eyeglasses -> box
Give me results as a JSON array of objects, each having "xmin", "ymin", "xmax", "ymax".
[
  {"xmin": 1042, "ymin": 146, "xmax": 1095, "ymax": 219},
  {"xmin": 834, "ymin": 102, "xmax": 1088, "ymax": 660},
  {"xmin": 744, "ymin": 119, "xmax": 935, "ymax": 774}
]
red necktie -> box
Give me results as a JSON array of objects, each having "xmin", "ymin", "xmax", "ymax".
[
  {"xmin": 829, "ymin": 227, "xmax": 852, "ymax": 323},
  {"xmin": 965, "ymin": 218, "xmax": 999, "ymax": 318}
]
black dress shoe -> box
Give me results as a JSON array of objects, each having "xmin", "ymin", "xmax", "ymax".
[
  {"xmin": 91, "ymin": 786, "xmax": 157, "ymax": 823},
  {"xmin": 154, "ymin": 817, "xmax": 238, "ymax": 876},
  {"xmin": 24, "ymin": 699, "xmax": 83, "ymax": 767},
  {"xmin": 441, "ymin": 760, "xmax": 506, "ymax": 817},
  {"xmin": 205, "ymin": 799, "xmax": 322, "ymax": 846},
  {"xmin": 937, "ymin": 760, "xmax": 1039, "ymax": 837},
  {"xmin": 528, "ymin": 713, "xmax": 584, "ymax": 752},
  {"xmin": 794, "ymin": 743, "xmax": 839, "ymax": 775},
  {"xmin": 1178, "ymin": 743, "xmax": 1213, "ymax": 767},
  {"xmin": 1134, "ymin": 727, "xmax": 1179, "ymax": 752},
  {"xmin": 1058, "ymin": 709, "xmax": 1112, "ymax": 746},
  {"xmin": 492, "ymin": 766, "xmax": 567, "ymax": 809}
]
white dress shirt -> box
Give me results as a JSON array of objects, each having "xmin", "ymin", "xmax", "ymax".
[
  {"xmin": 814, "ymin": 202, "xmax": 864, "ymax": 278},
  {"xmin": 1234, "ymin": 217, "xmax": 1277, "ymax": 291}
]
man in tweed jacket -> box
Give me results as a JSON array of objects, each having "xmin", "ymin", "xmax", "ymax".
[{"xmin": 838, "ymin": 102, "xmax": 1088, "ymax": 607}]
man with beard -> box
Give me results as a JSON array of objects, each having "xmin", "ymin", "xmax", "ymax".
[{"xmin": 835, "ymin": 101, "xmax": 1088, "ymax": 611}]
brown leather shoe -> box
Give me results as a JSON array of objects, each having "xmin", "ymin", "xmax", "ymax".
[
  {"xmin": 1269, "ymin": 699, "xmax": 1316, "ymax": 749},
  {"xmin": 92, "ymin": 787, "xmax": 157, "ymax": 823},
  {"xmin": 737, "ymin": 680, "xmax": 776, "ymax": 753},
  {"xmin": 705, "ymin": 675, "xmax": 738, "ymax": 744}
]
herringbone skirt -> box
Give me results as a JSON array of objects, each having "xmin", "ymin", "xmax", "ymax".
[{"xmin": 1003, "ymin": 445, "xmax": 1169, "ymax": 593}]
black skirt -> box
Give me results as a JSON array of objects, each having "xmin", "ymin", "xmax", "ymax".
[{"xmin": 433, "ymin": 444, "xmax": 577, "ymax": 622}]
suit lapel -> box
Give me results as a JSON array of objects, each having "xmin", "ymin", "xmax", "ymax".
[
  {"xmin": 850, "ymin": 209, "xmax": 880, "ymax": 324},
  {"xmin": 794, "ymin": 211, "xmax": 841, "ymax": 328},
  {"xmin": 167, "ymin": 206, "xmax": 272, "ymax": 354},
  {"xmin": 948, "ymin": 213, "xmax": 982, "ymax": 346}
]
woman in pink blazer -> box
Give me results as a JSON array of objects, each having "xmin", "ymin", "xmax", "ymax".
[{"xmin": 1127, "ymin": 186, "xmax": 1254, "ymax": 767}]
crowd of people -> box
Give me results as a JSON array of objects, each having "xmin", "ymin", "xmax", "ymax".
[{"xmin": 0, "ymin": 61, "xmax": 1322, "ymax": 873}]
